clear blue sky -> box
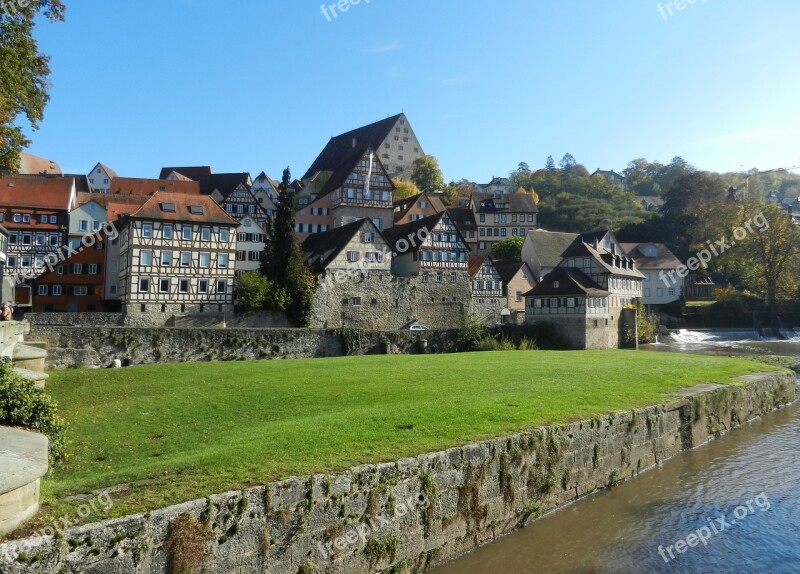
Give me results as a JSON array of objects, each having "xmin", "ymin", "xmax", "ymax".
[{"xmin": 23, "ymin": 0, "xmax": 800, "ymax": 182}]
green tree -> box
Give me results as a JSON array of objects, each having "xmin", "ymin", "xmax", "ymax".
[
  {"xmin": 411, "ymin": 155, "xmax": 445, "ymax": 194},
  {"xmin": 260, "ymin": 168, "xmax": 315, "ymax": 326},
  {"xmin": 392, "ymin": 178, "xmax": 421, "ymax": 201},
  {"xmin": 0, "ymin": 1, "xmax": 65, "ymax": 174},
  {"xmin": 234, "ymin": 271, "xmax": 289, "ymax": 311},
  {"xmin": 491, "ymin": 236, "xmax": 524, "ymax": 260},
  {"xmin": 738, "ymin": 203, "xmax": 800, "ymax": 304}
]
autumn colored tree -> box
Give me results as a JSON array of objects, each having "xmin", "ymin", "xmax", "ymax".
[
  {"xmin": 411, "ymin": 155, "xmax": 445, "ymax": 194},
  {"xmin": 392, "ymin": 178, "xmax": 421, "ymax": 201}
]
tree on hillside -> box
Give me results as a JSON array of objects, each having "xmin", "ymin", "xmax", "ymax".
[
  {"xmin": 545, "ymin": 156, "xmax": 556, "ymax": 171},
  {"xmin": 411, "ymin": 155, "xmax": 445, "ymax": 194},
  {"xmin": 739, "ymin": 203, "xmax": 800, "ymax": 304},
  {"xmin": 392, "ymin": 178, "xmax": 421, "ymax": 201},
  {"xmin": 442, "ymin": 179, "xmax": 474, "ymax": 206},
  {"xmin": 0, "ymin": 1, "xmax": 65, "ymax": 174},
  {"xmin": 260, "ymin": 168, "xmax": 315, "ymax": 326},
  {"xmin": 491, "ymin": 236, "xmax": 524, "ymax": 260}
]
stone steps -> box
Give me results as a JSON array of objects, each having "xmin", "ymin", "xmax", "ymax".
[{"xmin": 0, "ymin": 426, "xmax": 49, "ymax": 536}]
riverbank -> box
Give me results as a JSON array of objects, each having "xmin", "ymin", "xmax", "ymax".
[{"xmin": 0, "ymin": 354, "xmax": 793, "ymax": 573}]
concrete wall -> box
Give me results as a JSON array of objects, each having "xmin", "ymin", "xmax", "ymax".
[
  {"xmin": 0, "ymin": 371, "xmax": 793, "ymax": 573},
  {"xmin": 29, "ymin": 325, "xmax": 458, "ymax": 369}
]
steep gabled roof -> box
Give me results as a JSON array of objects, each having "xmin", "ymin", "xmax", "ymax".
[
  {"xmin": 109, "ymin": 178, "xmax": 201, "ymax": 196},
  {"xmin": 474, "ymin": 193, "xmax": 538, "ymax": 214},
  {"xmin": 0, "ymin": 177, "xmax": 74, "ymax": 210},
  {"xmin": 446, "ymin": 206, "xmax": 478, "ymax": 232},
  {"xmin": 493, "ymin": 259, "xmax": 529, "ymax": 283},
  {"xmin": 392, "ymin": 192, "xmax": 446, "ymax": 222},
  {"xmin": 92, "ymin": 162, "xmax": 117, "ymax": 179},
  {"xmin": 468, "ymin": 255, "xmax": 489, "ymax": 278},
  {"xmin": 301, "ymin": 218, "xmax": 383, "ymax": 273},
  {"xmin": 198, "ymin": 173, "xmax": 252, "ymax": 199},
  {"xmin": 311, "ymin": 148, "xmax": 392, "ymax": 199},
  {"xmin": 302, "ymin": 114, "xmax": 404, "ymax": 180},
  {"xmin": 524, "ymin": 266, "xmax": 608, "ymax": 297},
  {"xmin": 129, "ymin": 192, "xmax": 237, "ymax": 225},
  {"xmin": 158, "ymin": 166, "xmax": 212, "ymax": 181},
  {"xmin": 526, "ymin": 230, "xmax": 578, "ymax": 269},
  {"xmin": 383, "ymin": 212, "xmax": 444, "ymax": 254}
]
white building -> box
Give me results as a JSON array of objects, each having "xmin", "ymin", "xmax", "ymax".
[
  {"xmin": 234, "ymin": 216, "xmax": 268, "ymax": 274},
  {"xmin": 87, "ymin": 163, "xmax": 117, "ymax": 194},
  {"xmin": 620, "ymin": 243, "xmax": 683, "ymax": 306}
]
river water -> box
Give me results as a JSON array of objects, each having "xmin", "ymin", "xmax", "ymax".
[{"xmin": 433, "ymin": 331, "xmax": 800, "ymax": 574}]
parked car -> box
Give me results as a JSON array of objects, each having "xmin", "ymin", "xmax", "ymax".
[{"xmin": 407, "ymin": 324, "xmax": 429, "ymax": 331}]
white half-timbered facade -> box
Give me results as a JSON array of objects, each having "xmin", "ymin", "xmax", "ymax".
[
  {"xmin": 117, "ymin": 192, "xmax": 238, "ymax": 314},
  {"xmin": 234, "ymin": 216, "xmax": 268, "ymax": 274}
]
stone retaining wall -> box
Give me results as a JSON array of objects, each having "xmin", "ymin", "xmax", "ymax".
[
  {"xmin": 0, "ymin": 371, "xmax": 794, "ymax": 573},
  {"xmin": 30, "ymin": 326, "xmax": 457, "ymax": 369}
]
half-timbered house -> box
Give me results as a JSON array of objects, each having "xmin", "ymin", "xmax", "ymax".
[
  {"xmin": 234, "ymin": 216, "xmax": 268, "ymax": 275},
  {"xmin": 117, "ymin": 193, "xmax": 238, "ymax": 314}
]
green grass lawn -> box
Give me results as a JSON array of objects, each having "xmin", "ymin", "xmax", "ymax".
[{"xmin": 30, "ymin": 351, "xmax": 779, "ymax": 531}]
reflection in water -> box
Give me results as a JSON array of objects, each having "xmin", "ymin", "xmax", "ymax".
[{"xmin": 434, "ymin": 340, "xmax": 800, "ymax": 574}]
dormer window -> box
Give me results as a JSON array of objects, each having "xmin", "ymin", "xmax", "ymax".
[
  {"xmin": 188, "ymin": 205, "xmax": 204, "ymax": 215},
  {"xmin": 160, "ymin": 202, "xmax": 176, "ymax": 213},
  {"xmin": 553, "ymin": 281, "xmax": 560, "ymax": 288}
]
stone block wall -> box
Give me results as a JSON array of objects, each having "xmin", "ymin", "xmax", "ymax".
[
  {"xmin": 30, "ymin": 326, "xmax": 458, "ymax": 369},
  {"xmin": 0, "ymin": 371, "xmax": 793, "ymax": 573}
]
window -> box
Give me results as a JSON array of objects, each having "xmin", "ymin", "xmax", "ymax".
[
  {"xmin": 160, "ymin": 202, "xmax": 176, "ymax": 213},
  {"xmin": 567, "ymin": 298, "xmax": 576, "ymax": 308},
  {"xmin": 12, "ymin": 213, "xmax": 20, "ymax": 223},
  {"xmin": 39, "ymin": 215, "xmax": 48, "ymax": 224},
  {"xmin": 220, "ymin": 228, "xmax": 229, "ymax": 242},
  {"xmin": 436, "ymin": 271, "xmax": 443, "ymax": 283},
  {"xmin": 49, "ymin": 215, "xmax": 57, "ymax": 224},
  {"xmin": 656, "ymin": 288, "xmax": 664, "ymax": 297},
  {"xmin": 450, "ymin": 272, "xmax": 457, "ymax": 282},
  {"xmin": 182, "ymin": 226, "xmax": 192, "ymax": 240},
  {"xmin": 37, "ymin": 285, "xmax": 48, "ymax": 296},
  {"xmin": 93, "ymin": 221, "xmax": 101, "ymax": 231},
  {"xmin": 74, "ymin": 286, "xmax": 88, "ymax": 296},
  {"xmin": 347, "ymin": 251, "xmax": 359, "ymax": 262},
  {"xmin": 79, "ymin": 220, "xmax": 88, "ymax": 232},
  {"xmin": 22, "ymin": 214, "xmax": 30, "ymax": 223},
  {"xmin": 88, "ymin": 264, "xmax": 98, "ymax": 275},
  {"xmin": 188, "ymin": 205, "xmax": 204, "ymax": 215},
  {"xmin": 162, "ymin": 224, "xmax": 173, "ymax": 239},
  {"xmin": 159, "ymin": 278, "xmax": 170, "ymax": 293},
  {"xmin": 179, "ymin": 279, "xmax": 189, "ymax": 293},
  {"xmin": 549, "ymin": 298, "xmax": 558, "ymax": 308},
  {"xmin": 218, "ymin": 254, "xmax": 229, "ymax": 268},
  {"xmin": 420, "ymin": 201, "xmax": 428, "ymax": 209},
  {"xmin": 669, "ymin": 288, "xmax": 676, "ymax": 297},
  {"xmin": 160, "ymin": 251, "xmax": 172, "ymax": 266},
  {"xmin": 138, "ymin": 278, "xmax": 150, "ymax": 292},
  {"xmin": 583, "ymin": 258, "xmax": 591, "ymax": 268},
  {"xmin": 216, "ymin": 280, "xmax": 227, "ymax": 294},
  {"xmin": 140, "ymin": 250, "xmax": 153, "ymax": 265},
  {"xmin": 180, "ymin": 252, "xmax": 191, "ymax": 267},
  {"xmin": 351, "ymin": 297, "xmax": 362, "ymax": 306},
  {"xmin": 644, "ymin": 288, "xmax": 651, "ymax": 297},
  {"xmin": 72, "ymin": 263, "xmax": 83, "ymax": 274},
  {"xmin": 198, "ymin": 279, "xmax": 209, "ymax": 294},
  {"xmin": 49, "ymin": 235, "xmax": 59, "ymax": 246},
  {"xmin": 142, "ymin": 223, "xmax": 153, "ymax": 238},
  {"xmin": 201, "ymin": 227, "xmax": 211, "ymax": 241},
  {"xmin": 199, "ymin": 253, "xmax": 210, "ymax": 268},
  {"xmin": 362, "ymin": 231, "xmax": 374, "ymax": 243},
  {"xmin": 53, "ymin": 285, "xmax": 62, "ymax": 296},
  {"xmin": 110, "ymin": 261, "xmax": 118, "ymax": 272}
]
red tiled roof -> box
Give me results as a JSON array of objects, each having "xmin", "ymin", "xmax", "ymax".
[
  {"xmin": 130, "ymin": 192, "xmax": 237, "ymax": 225},
  {"xmin": 109, "ymin": 178, "xmax": 201, "ymax": 196},
  {"xmin": 0, "ymin": 177, "xmax": 74, "ymax": 209},
  {"xmin": 19, "ymin": 152, "xmax": 61, "ymax": 175}
]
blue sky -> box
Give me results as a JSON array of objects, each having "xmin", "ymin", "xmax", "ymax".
[{"xmin": 23, "ymin": 0, "xmax": 800, "ymax": 182}]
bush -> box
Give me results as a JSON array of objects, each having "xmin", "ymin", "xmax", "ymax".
[
  {"xmin": 234, "ymin": 271, "xmax": 290, "ymax": 312},
  {"xmin": 0, "ymin": 358, "xmax": 67, "ymax": 465},
  {"xmin": 635, "ymin": 299, "xmax": 659, "ymax": 344},
  {"xmin": 457, "ymin": 311, "xmax": 488, "ymax": 351}
]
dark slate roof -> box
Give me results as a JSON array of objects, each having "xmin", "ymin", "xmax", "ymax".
[
  {"xmin": 474, "ymin": 193, "xmax": 538, "ymax": 214},
  {"xmin": 316, "ymin": 148, "xmax": 372, "ymax": 198},
  {"xmin": 619, "ymin": 243, "xmax": 682, "ymax": 270},
  {"xmin": 382, "ymin": 212, "xmax": 444, "ymax": 254},
  {"xmin": 562, "ymin": 238, "xmax": 644, "ymax": 279},
  {"xmin": 446, "ymin": 207, "xmax": 477, "ymax": 232},
  {"xmin": 199, "ymin": 173, "xmax": 251, "ymax": 199},
  {"xmin": 526, "ymin": 230, "xmax": 578, "ymax": 269},
  {"xmin": 301, "ymin": 218, "xmax": 379, "ymax": 273},
  {"xmin": 493, "ymin": 259, "xmax": 528, "ymax": 283},
  {"xmin": 302, "ymin": 114, "xmax": 403, "ymax": 180},
  {"xmin": 524, "ymin": 267, "xmax": 608, "ymax": 297},
  {"xmin": 158, "ymin": 166, "xmax": 213, "ymax": 181}
]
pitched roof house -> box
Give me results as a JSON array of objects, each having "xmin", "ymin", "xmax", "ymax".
[
  {"xmin": 472, "ymin": 193, "xmax": 538, "ymax": 254},
  {"xmin": 393, "ymin": 192, "xmax": 446, "ymax": 225},
  {"xmin": 620, "ymin": 242, "xmax": 683, "ymax": 305},
  {"xmin": 383, "ymin": 212, "xmax": 470, "ymax": 279},
  {"xmin": 303, "ymin": 113, "xmax": 424, "ymax": 180},
  {"xmin": 87, "ymin": 163, "xmax": 117, "ymax": 194},
  {"xmin": 158, "ymin": 166, "xmax": 213, "ymax": 181}
]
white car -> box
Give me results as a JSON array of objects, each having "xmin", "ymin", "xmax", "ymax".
[{"xmin": 407, "ymin": 324, "xmax": 429, "ymax": 332}]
